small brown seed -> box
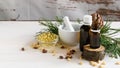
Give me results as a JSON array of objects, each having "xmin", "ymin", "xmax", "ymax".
[
  {"xmin": 60, "ymin": 46, "xmax": 66, "ymax": 49},
  {"xmin": 21, "ymin": 47, "xmax": 25, "ymax": 51},
  {"xmin": 59, "ymin": 56, "xmax": 64, "ymax": 59},
  {"xmin": 71, "ymin": 49, "xmax": 76, "ymax": 53},
  {"xmin": 42, "ymin": 49, "xmax": 47, "ymax": 53},
  {"xmin": 33, "ymin": 46, "xmax": 38, "ymax": 49},
  {"xmin": 66, "ymin": 52, "xmax": 71, "ymax": 55},
  {"xmin": 69, "ymin": 49, "xmax": 76, "ymax": 54}
]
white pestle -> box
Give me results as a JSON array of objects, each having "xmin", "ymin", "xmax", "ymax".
[{"xmin": 63, "ymin": 16, "xmax": 75, "ymax": 31}]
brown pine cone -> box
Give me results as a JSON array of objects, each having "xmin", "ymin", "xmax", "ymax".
[{"xmin": 91, "ymin": 13, "xmax": 103, "ymax": 30}]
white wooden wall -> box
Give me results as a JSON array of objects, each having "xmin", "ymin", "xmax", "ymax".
[{"xmin": 0, "ymin": 0, "xmax": 120, "ymax": 20}]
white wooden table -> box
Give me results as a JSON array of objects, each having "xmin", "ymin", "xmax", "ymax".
[{"xmin": 0, "ymin": 21, "xmax": 120, "ymax": 68}]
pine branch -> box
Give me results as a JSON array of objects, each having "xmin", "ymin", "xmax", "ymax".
[
  {"xmin": 55, "ymin": 16, "xmax": 63, "ymax": 24},
  {"xmin": 38, "ymin": 16, "xmax": 63, "ymax": 35},
  {"xmin": 100, "ymin": 21, "xmax": 120, "ymax": 58}
]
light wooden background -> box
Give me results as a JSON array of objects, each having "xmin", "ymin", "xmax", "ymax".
[{"xmin": 0, "ymin": 0, "xmax": 120, "ymax": 21}]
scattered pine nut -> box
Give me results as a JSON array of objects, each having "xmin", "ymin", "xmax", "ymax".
[
  {"xmin": 52, "ymin": 53, "xmax": 56, "ymax": 56},
  {"xmin": 79, "ymin": 61, "xmax": 83, "ymax": 65},
  {"xmin": 66, "ymin": 48, "xmax": 71, "ymax": 52},
  {"xmin": 90, "ymin": 61, "xmax": 98, "ymax": 67},
  {"xmin": 67, "ymin": 58, "xmax": 71, "ymax": 61},
  {"xmin": 115, "ymin": 61, "xmax": 120, "ymax": 65},
  {"xmin": 79, "ymin": 56, "xmax": 82, "ymax": 60},
  {"xmin": 101, "ymin": 61, "xmax": 106, "ymax": 65},
  {"xmin": 31, "ymin": 42, "xmax": 40, "ymax": 49},
  {"xmin": 51, "ymin": 50, "xmax": 56, "ymax": 53},
  {"xmin": 98, "ymin": 65, "xmax": 104, "ymax": 68}
]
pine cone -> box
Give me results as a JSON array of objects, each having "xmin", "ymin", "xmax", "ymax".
[{"xmin": 91, "ymin": 13, "xmax": 103, "ymax": 30}]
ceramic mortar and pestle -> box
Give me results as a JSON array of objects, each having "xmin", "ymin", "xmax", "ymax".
[{"xmin": 58, "ymin": 16, "xmax": 82, "ymax": 46}]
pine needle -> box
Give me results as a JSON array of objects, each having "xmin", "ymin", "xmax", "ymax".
[
  {"xmin": 55, "ymin": 16, "xmax": 63, "ymax": 24},
  {"xmin": 38, "ymin": 16, "xmax": 63, "ymax": 35},
  {"xmin": 100, "ymin": 21, "xmax": 120, "ymax": 58}
]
